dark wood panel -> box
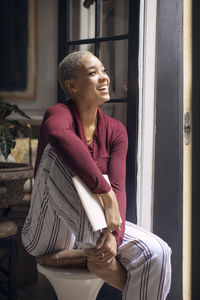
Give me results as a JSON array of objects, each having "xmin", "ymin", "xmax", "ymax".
[{"xmin": 153, "ymin": 0, "xmax": 183, "ymax": 299}]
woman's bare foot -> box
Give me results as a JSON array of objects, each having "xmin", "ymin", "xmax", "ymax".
[{"xmin": 87, "ymin": 257, "xmax": 127, "ymax": 291}]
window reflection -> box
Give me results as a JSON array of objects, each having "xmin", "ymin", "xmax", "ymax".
[
  {"xmin": 101, "ymin": 102, "xmax": 127, "ymax": 126},
  {"xmin": 69, "ymin": 44, "xmax": 95, "ymax": 53},
  {"xmin": 69, "ymin": 0, "xmax": 129, "ymax": 41},
  {"xmin": 100, "ymin": 40, "xmax": 128, "ymax": 99},
  {"xmin": 101, "ymin": 0, "xmax": 129, "ymax": 37},
  {"xmin": 69, "ymin": 0, "xmax": 95, "ymax": 41}
]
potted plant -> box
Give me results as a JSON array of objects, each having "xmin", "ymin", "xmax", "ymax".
[{"xmin": 0, "ymin": 96, "xmax": 34, "ymax": 208}]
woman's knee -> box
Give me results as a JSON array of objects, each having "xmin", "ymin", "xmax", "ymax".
[
  {"xmin": 118, "ymin": 234, "xmax": 171, "ymax": 273},
  {"xmin": 146, "ymin": 237, "xmax": 172, "ymax": 276}
]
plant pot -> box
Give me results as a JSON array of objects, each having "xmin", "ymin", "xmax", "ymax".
[{"xmin": 0, "ymin": 162, "xmax": 34, "ymax": 208}]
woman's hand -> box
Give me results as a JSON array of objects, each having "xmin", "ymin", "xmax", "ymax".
[
  {"xmin": 84, "ymin": 231, "xmax": 127, "ymax": 291},
  {"xmin": 99, "ymin": 189, "xmax": 121, "ymax": 232},
  {"xmin": 84, "ymin": 231, "xmax": 117, "ymax": 265}
]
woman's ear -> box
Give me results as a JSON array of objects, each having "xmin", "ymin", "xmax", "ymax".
[{"xmin": 65, "ymin": 79, "xmax": 78, "ymax": 94}]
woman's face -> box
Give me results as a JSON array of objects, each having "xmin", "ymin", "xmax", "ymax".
[{"xmin": 74, "ymin": 53, "xmax": 110, "ymax": 105}]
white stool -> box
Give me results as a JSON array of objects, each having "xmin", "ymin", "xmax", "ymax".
[{"xmin": 37, "ymin": 263, "xmax": 104, "ymax": 300}]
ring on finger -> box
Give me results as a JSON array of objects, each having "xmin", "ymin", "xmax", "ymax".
[{"xmin": 101, "ymin": 252, "xmax": 105, "ymax": 257}]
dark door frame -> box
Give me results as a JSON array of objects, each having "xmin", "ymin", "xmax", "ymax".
[{"xmin": 153, "ymin": 0, "xmax": 183, "ymax": 299}]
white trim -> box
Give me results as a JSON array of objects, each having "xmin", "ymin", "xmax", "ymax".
[{"xmin": 137, "ymin": 0, "xmax": 157, "ymax": 231}]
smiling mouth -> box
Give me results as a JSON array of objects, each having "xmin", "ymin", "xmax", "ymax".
[{"xmin": 98, "ymin": 86, "xmax": 108, "ymax": 91}]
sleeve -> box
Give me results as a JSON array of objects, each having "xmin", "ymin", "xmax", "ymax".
[
  {"xmin": 107, "ymin": 121, "xmax": 128, "ymax": 247},
  {"xmin": 41, "ymin": 105, "xmax": 111, "ymax": 194}
]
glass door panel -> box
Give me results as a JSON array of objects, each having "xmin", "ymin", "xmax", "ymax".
[
  {"xmin": 68, "ymin": 43, "xmax": 95, "ymax": 53},
  {"xmin": 101, "ymin": 102, "xmax": 127, "ymax": 126},
  {"xmin": 69, "ymin": 0, "xmax": 95, "ymax": 41},
  {"xmin": 100, "ymin": 40, "xmax": 128, "ymax": 98},
  {"xmin": 101, "ymin": 0, "xmax": 129, "ymax": 37}
]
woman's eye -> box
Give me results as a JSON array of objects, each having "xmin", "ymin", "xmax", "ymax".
[
  {"xmin": 88, "ymin": 71, "xmax": 96, "ymax": 76},
  {"xmin": 103, "ymin": 68, "xmax": 107, "ymax": 73}
]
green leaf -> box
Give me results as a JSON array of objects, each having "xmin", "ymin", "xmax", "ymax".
[
  {"xmin": 0, "ymin": 96, "xmax": 30, "ymax": 120},
  {"xmin": 0, "ymin": 96, "xmax": 31, "ymax": 160},
  {"xmin": 0, "ymin": 125, "xmax": 15, "ymax": 160},
  {"xmin": 12, "ymin": 104, "xmax": 31, "ymax": 119}
]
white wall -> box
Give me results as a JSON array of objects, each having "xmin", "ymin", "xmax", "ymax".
[{"xmin": 10, "ymin": 0, "xmax": 58, "ymax": 123}]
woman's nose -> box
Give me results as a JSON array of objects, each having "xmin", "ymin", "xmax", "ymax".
[{"xmin": 99, "ymin": 72, "xmax": 109, "ymax": 82}]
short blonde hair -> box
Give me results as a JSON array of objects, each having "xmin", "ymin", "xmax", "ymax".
[{"xmin": 58, "ymin": 51, "xmax": 92, "ymax": 95}]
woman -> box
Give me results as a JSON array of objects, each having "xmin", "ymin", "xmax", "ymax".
[{"xmin": 22, "ymin": 51, "xmax": 171, "ymax": 299}]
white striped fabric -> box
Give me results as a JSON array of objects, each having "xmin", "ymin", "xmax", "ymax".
[
  {"xmin": 21, "ymin": 144, "xmax": 171, "ymax": 299},
  {"xmin": 118, "ymin": 222, "xmax": 171, "ymax": 300}
]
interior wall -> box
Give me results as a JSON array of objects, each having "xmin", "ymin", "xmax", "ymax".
[{"xmin": 9, "ymin": 0, "xmax": 58, "ymax": 122}]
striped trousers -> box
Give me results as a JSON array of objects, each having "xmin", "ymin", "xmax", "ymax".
[{"xmin": 21, "ymin": 145, "xmax": 172, "ymax": 300}]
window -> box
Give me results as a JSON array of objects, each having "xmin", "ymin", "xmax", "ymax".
[{"xmin": 58, "ymin": 0, "xmax": 140, "ymax": 222}]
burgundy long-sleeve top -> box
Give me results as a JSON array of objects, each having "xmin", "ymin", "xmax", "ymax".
[{"xmin": 35, "ymin": 100, "xmax": 128, "ymax": 247}]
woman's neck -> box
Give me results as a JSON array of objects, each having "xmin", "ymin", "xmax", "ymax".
[
  {"xmin": 75, "ymin": 100, "xmax": 97, "ymax": 127},
  {"xmin": 74, "ymin": 100, "xmax": 98, "ymax": 145}
]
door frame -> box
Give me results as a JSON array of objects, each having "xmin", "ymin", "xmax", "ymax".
[
  {"xmin": 192, "ymin": 0, "xmax": 200, "ymax": 298},
  {"xmin": 153, "ymin": 0, "xmax": 183, "ymax": 299}
]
